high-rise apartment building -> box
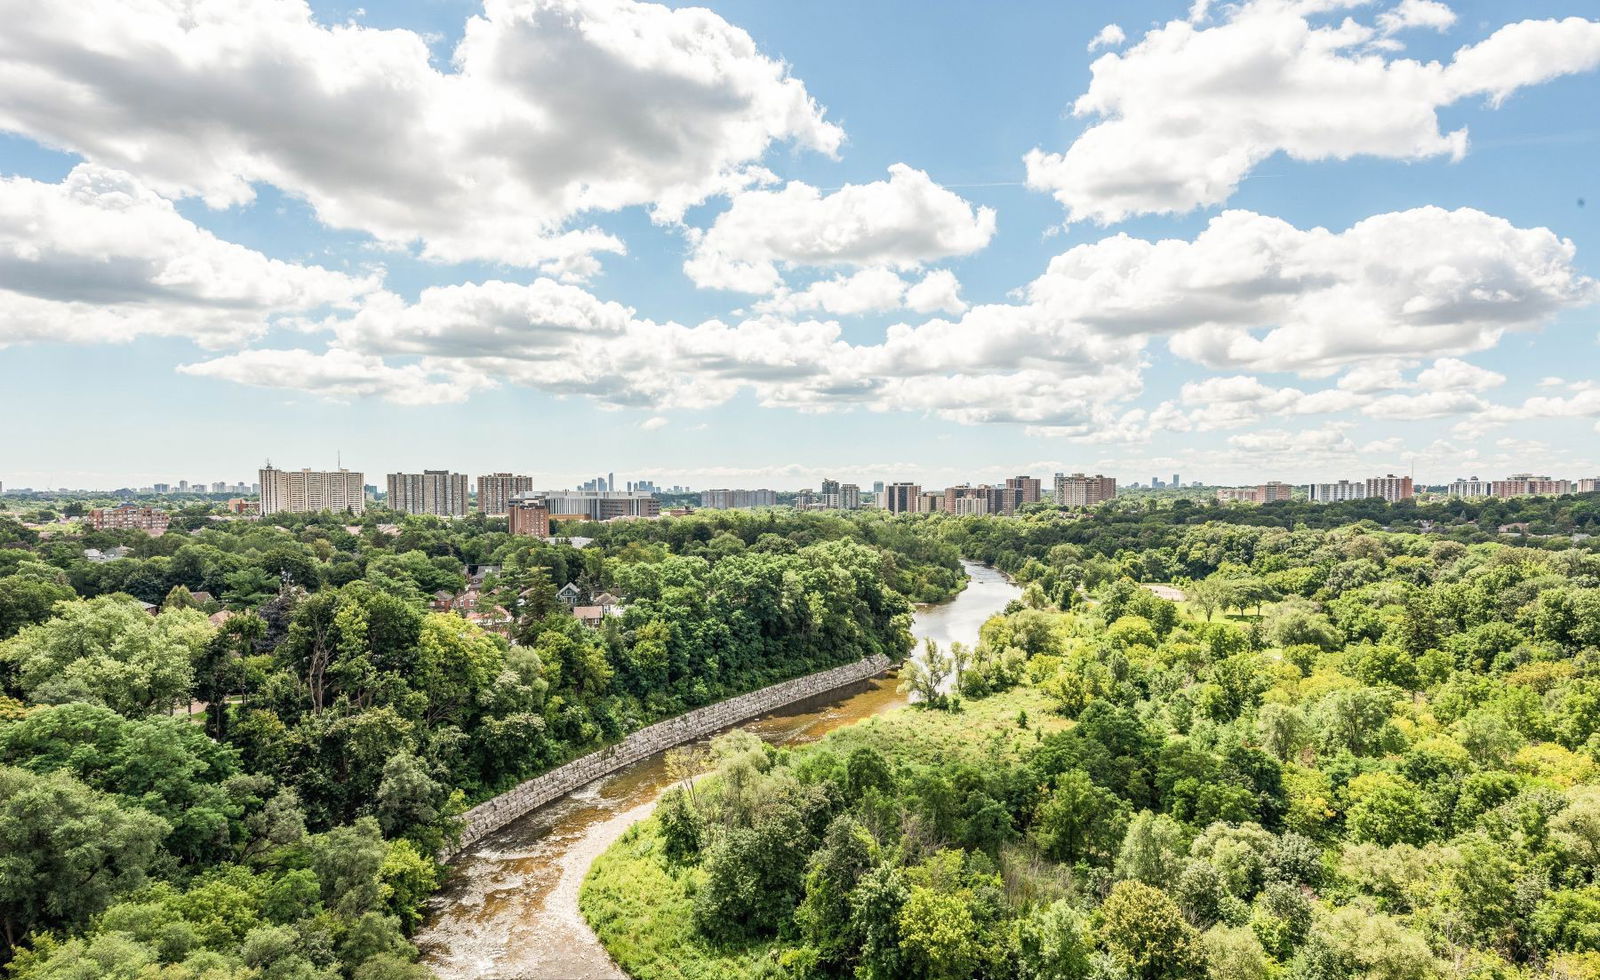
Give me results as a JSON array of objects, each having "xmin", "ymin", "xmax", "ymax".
[
  {"xmin": 259, "ymin": 466, "xmax": 365, "ymax": 515},
  {"xmin": 884, "ymin": 482, "xmax": 921, "ymax": 514},
  {"xmin": 477, "ymin": 472, "xmax": 534, "ymax": 515},
  {"xmin": 952, "ymin": 496, "xmax": 990, "ymax": 516},
  {"xmin": 1309, "ymin": 479, "xmax": 1365, "ymax": 503},
  {"xmin": 1006, "ymin": 475, "xmax": 1042, "ymax": 505},
  {"xmin": 1490, "ymin": 474, "xmax": 1573, "ymax": 498},
  {"xmin": 1053, "ymin": 473, "xmax": 1117, "ymax": 508},
  {"xmin": 387, "ymin": 470, "xmax": 469, "ymax": 517},
  {"xmin": 1448, "ymin": 477, "xmax": 1491, "ymax": 498},
  {"xmin": 699, "ymin": 488, "xmax": 779, "ymax": 509},
  {"xmin": 1365, "ymin": 474, "xmax": 1415, "ymax": 503},
  {"xmin": 508, "ymin": 498, "xmax": 551, "ymax": 537},
  {"xmin": 817, "ymin": 480, "xmax": 861, "ymax": 510},
  {"xmin": 1580, "ymin": 478, "xmax": 1600, "ymax": 494},
  {"xmin": 1259, "ymin": 481, "xmax": 1294, "ymax": 502}
]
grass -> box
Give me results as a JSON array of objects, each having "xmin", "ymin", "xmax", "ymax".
[{"xmin": 815, "ymin": 683, "xmax": 1067, "ymax": 769}]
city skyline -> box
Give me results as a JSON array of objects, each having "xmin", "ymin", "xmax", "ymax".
[
  {"xmin": 7, "ymin": 460, "xmax": 1600, "ymax": 496},
  {"xmin": 3, "ymin": 1, "xmax": 1600, "ymax": 486}
]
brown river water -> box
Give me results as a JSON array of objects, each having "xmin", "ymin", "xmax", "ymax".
[{"xmin": 414, "ymin": 560, "xmax": 1020, "ymax": 979}]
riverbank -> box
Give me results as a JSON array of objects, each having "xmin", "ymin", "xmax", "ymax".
[
  {"xmin": 415, "ymin": 559, "xmax": 1020, "ymax": 978},
  {"xmin": 414, "ymin": 672, "xmax": 920, "ymax": 979},
  {"xmin": 450, "ymin": 654, "xmax": 893, "ymax": 853}
]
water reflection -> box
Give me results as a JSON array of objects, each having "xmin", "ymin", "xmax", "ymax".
[{"xmin": 415, "ymin": 560, "xmax": 1019, "ymax": 979}]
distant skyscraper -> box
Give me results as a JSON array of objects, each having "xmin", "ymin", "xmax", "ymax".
[
  {"xmin": 1310, "ymin": 479, "xmax": 1364, "ymax": 503},
  {"xmin": 1053, "ymin": 473, "xmax": 1117, "ymax": 508},
  {"xmin": 387, "ymin": 470, "xmax": 469, "ymax": 517},
  {"xmin": 884, "ymin": 482, "xmax": 921, "ymax": 514},
  {"xmin": 1172, "ymin": 473, "xmax": 1180, "ymax": 488},
  {"xmin": 1365, "ymin": 474, "xmax": 1415, "ymax": 503},
  {"xmin": 1006, "ymin": 475, "xmax": 1042, "ymax": 505},
  {"xmin": 700, "ymin": 489, "xmax": 778, "ymax": 509},
  {"xmin": 477, "ymin": 472, "xmax": 534, "ymax": 515},
  {"xmin": 260, "ymin": 465, "xmax": 365, "ymax": 515}
]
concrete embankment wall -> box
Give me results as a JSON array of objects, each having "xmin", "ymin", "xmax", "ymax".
[{"xmin": 450, "ymin": 654, "xmax": 893, "ymax": 853}]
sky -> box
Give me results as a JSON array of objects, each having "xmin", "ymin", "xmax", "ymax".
[{"xmin": 1, "ymin": 0, "xmax": 1599, "ymax": 492}]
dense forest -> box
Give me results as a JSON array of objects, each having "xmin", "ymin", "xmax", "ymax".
[
  {"xmin": 583, "ymin": 514, "xmax": 1600, "ymax": 980},
  {"xmin": 0, "ymin": 508, "xmax": 932, "ymax": 976}
]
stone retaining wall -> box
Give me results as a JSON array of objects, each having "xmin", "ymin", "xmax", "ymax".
[{"xmin": 449, "ymin": 654, "xmax": 894, "ymax": 854}]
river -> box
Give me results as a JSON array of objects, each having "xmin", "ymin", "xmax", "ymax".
[{"xmin": 414, "ymin": 559, "xmax": 1020, "ymax": 979}]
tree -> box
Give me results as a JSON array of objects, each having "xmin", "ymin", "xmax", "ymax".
[
  {"xmin": 0, "ymin": 766, "xmax": 169, "ymax": 955},
  {"xmin": 1253, "ymin": 700, "xmax": 1306, "ymax": 760},
  {"xmin": 1189, "ymin": 579, "xmax": 1226, "ymax": 622},
  {"xmin": 2, "ymin": 598, "xmax": 209, "ymax": 717},
  {"xmin": 1115, "ymin": 810, "xmax": 1188, "ymax": 887},
  {"xmin": 195, "ymin": 613, "xmax": 265, "ymax": 740},
  {"xmin": 0, "ymin": 574, "xmax": 75, "ymax": 640},
  {"xmin": 897, "ymin": 885, "xmax": 994, "ymax": 980},
  {"xmin": 413, "ymin": 614, "xmax": 503, "ymax": 727},
  {"xmin": 796, "ymin": 815, "xmax": 878, "ymax": 966},
  {"xmin": 1343, "ymin": 772, "xmax": 1434, "ymax": 847},
  {"xmin": 0, "ymin": 702, "xmax": 243, "ymax": 865},
  {"xmin": 657, "ymin": 787, "xmax": 703, "ymax": 864},
  {"xmin": 374, "ymin": 752, "xmax": 444, "ymax": 843},
  {"xmin": 307, "ymin": 817, "xmax": 388, "ymax": 918},
  {"xmin": 222, "ymin": 567, "xmax": 278, "ymax": 610},
  {"xmin": 1203, "ymin": 924, "xmax": 1272, "ymax": 980},
  {"xmin": 162, "ymin": 585, "xmax": 198, "ymax": 612},
  {"xmin": 1012, "ymin": 900, "xmax": 1092, "ymax": 980},
  {"xmin": 1031, "ymin": 769, "xmax": 1129, "ymax": 866},
  {"xmin": 899, "ymin": 639, "xmax": 953, "ymax": 709},
  {"xmin": 1098, "ymin": 880, "xmax": 1207, "ymax": 980}
]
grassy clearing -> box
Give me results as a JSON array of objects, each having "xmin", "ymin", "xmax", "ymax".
[{"xmin": 813, "ymin": 683, "xmax": 1066, "ymax": 769}]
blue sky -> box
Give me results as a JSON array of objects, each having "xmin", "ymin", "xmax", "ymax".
[{"xmin": 1, "ymin": 0, "xmax": 1598, "ymax": 491}]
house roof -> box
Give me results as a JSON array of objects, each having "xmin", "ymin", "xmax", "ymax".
[{"xmin": 572, "ymin": 605, "xmax": 604, "ymax": 619}]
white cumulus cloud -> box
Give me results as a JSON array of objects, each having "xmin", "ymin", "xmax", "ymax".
[
  {"xmin": 1087, "ymin": 24, "xmax": 1127, "ymax": 51},
  {"xmin": 1018, "ymin": 206, "xmax": 1593, "ymax": 374},
  {"xmin": 1378, "ymin": 0, "xmax": 1456, "ymax": 37},
  {"xmin": 0, "ymin": 165, "xmax": 372, "ymax": 348},
  {"xmin": 1025, "ymin": 1, "xmax": 1600, "ymax": 224},
  {"xmin": 684, "ymin": 164, "xmax": 996, "ymax": 292},
  {"xmin": 173, "ymin": 204, "xmax": 1592, "ymax": 438},
  {"xmin": 0, "ymin": 0, "xmax": 843, "ymax": 273},
  {"xmin": 177, "ymin": 348, "xmax": 477, "ymax": 405}
]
